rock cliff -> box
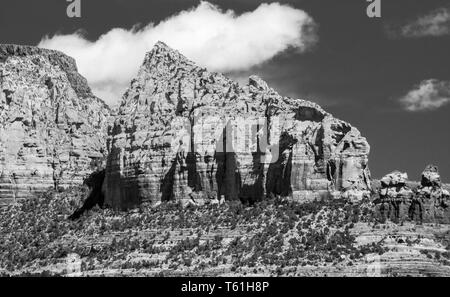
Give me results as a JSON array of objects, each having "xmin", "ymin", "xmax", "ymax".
[
  {"xmin": 375, "ymin": 166, "xmax": 450, "ymax": 223},
  {"xmin": 0, "ymin": 44, "xmax": 110, "ymax": 205},
  {"xmin": 105, "ymin": 42, "xmax": 371, "ymax": 209}
]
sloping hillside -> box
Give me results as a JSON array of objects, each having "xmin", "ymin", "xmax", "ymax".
[{"xmin": 1, "ymin": 187, "xmax": 449, "ymax": 276}]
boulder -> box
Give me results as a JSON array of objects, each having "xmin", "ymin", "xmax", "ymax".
[
  {"xmin": 420, "ymin": 165, "xmax": 442, "ymax": 188},
  {"xmin": 380, "ymin": 171, "xmax": 408, "ymax": 188}
]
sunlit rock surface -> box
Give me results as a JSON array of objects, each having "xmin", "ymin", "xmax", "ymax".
[
  {"xmin": 375, "ymin": 166, "xmax": 450, "ymax": 223},
  {"xmin": 105, "ymin": 42, "xmax": 371, "ymax": 209},
  {"xmin": 0, "ymin": 44, "xmax": 110, "ymax": 205}
]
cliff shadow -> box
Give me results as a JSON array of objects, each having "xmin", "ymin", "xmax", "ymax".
[
  {"xmin": 239, "ymin": 151, "xmax": 265, "ymax": 205},
  {"xmin": 215, "ymin": 125, "xmax": 241, "ymax": 201},
  {"xmin": 265, "ymin": 131, "xmax": 297, "ymax": 198},
  {"xmin": 69, "ymin": 169, "xmax": 105, "ymax": 220},
  {"xmin": 160, "ymin": 158, "xmax": 177, "ymax": 202}
]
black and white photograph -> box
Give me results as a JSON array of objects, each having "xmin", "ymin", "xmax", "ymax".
[{"xmin": 0, "ymin": 0, "xmax": 449, "ymax": 285}]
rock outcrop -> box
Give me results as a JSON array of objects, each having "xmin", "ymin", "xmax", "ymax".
[
  {"xmin": 104, "ymin": 42, "xmax": 371, "ymax": 209},
  {"xmin": 0, "ymin": 44, "xmax": 110, "ymax": 205},
  {"xmin": 379, "ymin": 171, "xmax": 414, "ymax": 201},
  {"xmin": 375, "ymin": 171, "xmax": 414, "ymax": 221},
  {"xmin": 375, "ymin": 166, "xmax": 450, "ymax": 223},
  {"xmin": 414, "ymin": 165, "xmax": 450, "ymax": 223}
]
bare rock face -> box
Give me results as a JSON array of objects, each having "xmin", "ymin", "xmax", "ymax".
[
  {"xmin": 414, "ymin": 165, "xmax": 450, "ymax": 223},
  {"xmin": 105, "ymin": 42, "xmax": 371, "ymax": 209},
  {"xmin": 375, "ymin": 167, "xmax": 450, "ymax": 223},
  {"xmin": 0, "ymin": 44, "xmax": 110, "ymax": 205},
  {"xmin": 420, "ymin": 165, "xmax": 444, "ymax": 189},
  {"xmin": 379, "ymin": 171, "xmax": 414, "ymax": 200},
  {"xmin": 375, "ymin": 171, "xmax": 414, "ymax": 221}
]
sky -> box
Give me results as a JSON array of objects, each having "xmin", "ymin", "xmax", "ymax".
[{"xmin": 0, "ymin": 0, "xmax": 449, "ymax": 180}]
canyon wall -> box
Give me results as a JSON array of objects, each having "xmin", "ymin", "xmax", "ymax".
[
  {"xmin": 0, "ymin": 45, "xmax": 110, "ymax": 205},
  {"xmin": 104, "ymin": 42, "xmax": 372, "ymax": 209}
]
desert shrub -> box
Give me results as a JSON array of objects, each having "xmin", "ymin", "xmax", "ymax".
[{"xmin": 1, "ymin": 186, "xmax": 389, "ymax": 274}]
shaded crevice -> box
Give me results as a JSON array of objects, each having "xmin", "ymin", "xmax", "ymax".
[
  {"xmin": 186, "ymin": 152, "xmax": 202, "ymax": 191},
  {"xmin": 186, "ymin": 115, "xmax": 201, "ymax": 192},
  {"xmin": 326, "ymin": 160, "xmax": 336, "ymax": 182},
  {"xmin": 265, "ymin": 132, "xmax": 297, "ymax": 197},
  {"xmin": 341, "ymin": 142, "xmax": 350, "ymax": 152},
  {"xmin": 160, "ymin": 159, "xmax": 177, "ymax": 202},
  {"xmin": 409, "ymin": 200, "xmax": 423, "ymax": 222},
  {"xmin": 331, "ymin": 123, "xmax": 351, "ymax": 144},
  {"xmin": 241, "ymin": 120, "xmax": 270, "ymax": 204},
  {"xmin": 69, "ymin": 170, "xmax": 105, "ymax": 220},
  {"xmin": 295, "ymin": 107, "xmax": 325, "ymax": 122},
  {"xmin": 4, "ymin": 90, "xmax": 13, "ymax": 105},
  {"xmin": 314, "ymin": 126, "xmax": 325, "ymax": 164},
  {"xmin": 215, "ymin": 125, "xmax": 241, "ymax": 201}
]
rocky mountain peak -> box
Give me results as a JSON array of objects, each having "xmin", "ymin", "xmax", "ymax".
[
  {"xmin": 0, "ymin": 44, "xmax": 110, "ymax": 205},
  {"xmin": 152, "ymin": 41, "xmax": 182, "ymax": 56},
  {"xmin": 248, "ymin": 75, "xmax": 270, "ymax": 92},
  {"xmin": 0, "ymin": 42, "xmax": 373, "ymax": 210},
  {"xmin": 105, "ymin": 43, "xmax": 372, "ymax": 209},
  {"xmin": 142, "ymin": 41, "xmax": 198, "ymax": 72},
  {"xmin": 0, "ymin": 44, "xmax": 96, "ymax": 100}
]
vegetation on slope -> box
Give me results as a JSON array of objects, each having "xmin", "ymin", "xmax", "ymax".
[{"xmin": 1, "ymin": 186, "xmax": 447, "ymax": 276}]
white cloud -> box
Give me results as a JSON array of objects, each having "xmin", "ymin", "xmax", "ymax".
[
  {"xmin": 398, "ymin": 7, "xmax": 450, "ymax": 38},
  {"xmin": 38, "ymin": 1, "xmax": 317, "ymax": 106},
  {"xmin": 400, "ymin": 79, "xmax": 450, "ymax": 112}
]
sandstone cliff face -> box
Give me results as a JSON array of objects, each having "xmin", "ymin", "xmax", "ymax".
[
  {"xmin": 105, "ymin": 42, "xmax": 371, "ymax": 209},
  {"xmin": 415, "ymin": 165, "xmax": 450, "ymax": 223},
  {"xmin": 375, "ymin": 166, "xmax": 450, "ymax": 223},
  {"xmin": 0, "ymin": 45, "xmax": 110, "ymax": 205}
]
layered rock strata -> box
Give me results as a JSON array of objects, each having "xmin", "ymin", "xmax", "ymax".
[
  {"xmin": 0, "ymin": 45, "xmax": 110, "ymax": 205},
  {"xmin": 105, "ymin": 42, "xmax": 371, "ymax": 209},
  {"xmin": 375, "ymin": 171, "xmax": 414, "ymax": 221},
  {"xmin": 375, "ymin": 166, "xmax": 450, "ymax": 223},
  {"xmin": 414, "ymin": 165, "xmax": 450, "ymax": 223}
]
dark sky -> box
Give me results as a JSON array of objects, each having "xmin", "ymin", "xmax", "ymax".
[{"xmin": 0, "ymin": 0, "xmax": 449, "ymax": 181}]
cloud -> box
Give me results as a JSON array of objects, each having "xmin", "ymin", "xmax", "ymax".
[
  {"xmin": 38, "ymin": 1, "xmax": 317, "ymax": 106},
  {"xmin": 389, "ymin": 7, "xmax": 450, "ymax": 38},
  {"xmin": 399, "ymin": 79, "xmax": 450, "ymax": 112}
]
